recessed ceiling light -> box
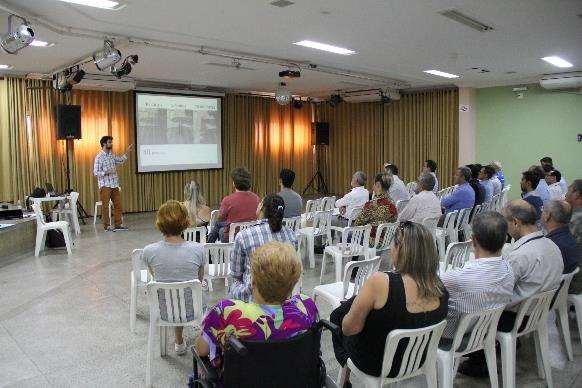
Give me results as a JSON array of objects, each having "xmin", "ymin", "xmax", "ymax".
[
  {"xmin": 29, "ymin": 40, "xmax": 55, "ymax": 47},
  {"xmin": 293, "ymin": 40, "xmax": 355, "ymax": 55},
  {"xmin": 423, "ymin": 69, "xmax": 460, "ymax": 79},
  {"xmin": 541, "ymin": 56, "xmax": 573, "ymax": 68},
  {"xmin": 56, "ymin": 0, "xmax": 124, "ymax": 10},
  {"xmin": 0, "ymin": 64, "xmax": 14, "ymax": 69}
]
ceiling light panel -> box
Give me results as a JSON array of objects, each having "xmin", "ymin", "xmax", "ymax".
[
  {"xmin": 542, "ymin": 56, "xmax": 573, "ymax": 68},
  {"xmin": 293, "ymin": 40, "xmax": 355, "ymax": 55},
  {"xmin": 29, "ymin": 40, "xmax": 54, "ymax": 47},
  {"xmin": 57, "ymin": 0, "xmax": 124, "ymax": 10},
  {"xmin": 0, "ymin": 64, "xmax": 14, "ymax": 69},
  {"xmin": 423, "ymin": 69, "xmax": 460, "ymax": 79}
]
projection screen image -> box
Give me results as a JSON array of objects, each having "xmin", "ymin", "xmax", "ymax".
[{"xmin": 135, "ymin": 92, "xmax": 222, "ymax": 172}]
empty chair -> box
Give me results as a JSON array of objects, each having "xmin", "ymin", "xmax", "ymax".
[
  {"xmin": 282, "ymin": 216, "xmax": 302, "ymax": 234},
  {"xmin": 208, "ymin": 209, "xmax": 220, "ymax": 232},
  {"xmin": 301, "ymin": 199, "xmax": 322, "ymax": 227},
  {"xmin": 406, "ymin": 181, "xmax": 416, "ymax": 196},
  {"xmin": 395, "ymin": 199, "xmax": 409, "ymax": 213},
  {"xmin": 32, "ymin": 202, "xmax": 72, "ymax": 257},
  {"xmin": 146, "ymin": 280, "xmax": 204, "ymax": 387},
  {"xmin": 454, "ymin": 207, "xmax": 472, "ymax": 241},
  {"xmin": 203, "ymin": 242, "xmax": 234, "ymax": 291},
  {"xmin": 313, "ymin": 255, "xmax": 381, "ymax": 311},
  {"xmin": 183, "ymin": 226, "xmax": 207, "ymax": 243},
  {"xmin": 52, "ymin": 191, "xmax": 81, "ymax": 235},
  {"xmin": 129, "ymin": 249, "xmax": 150, "ymax": 333},
  {"xmin": 93, "ymin": 199, "xmax": 113, "ymax": 226},
  {"xmin": 297, "ymin": 210, "xmax": 332, "ymax": 269},
  {"xmin": 552, "ymin": 268, "xmax": 579, "ymax": 361},
  {"xmin": 422, "ymin": 216, "xmax": 440, "ymax": 247},
  {"xmin": 330, "ymin": 205, "xmax": 364, "ymax": 244},
  {"xmin": 437, "ymin": 306, "xmax": 505, "ymax": 388},
  {"xmin": 368, "ymin": 222, "xmax": 397, "ymax": 261},
  {"xmin": 442, "ymin": 241, "xmax": 472, "ymax": 272},
  {"xmin": 338, "ymin": 321, "xmax": 447, "ymax": 388},
  {"xmin": 568, "ymin": 288, "xmax": 582, "ymax": 347},
  {"xmin": 320, "ymin": 224, "xmax": 371, "ymax": 283},
  {"xmin": 320, "ymin": 196, "xmax": 336, "ymax": 211},
  {"xmin": 496, "ymin": 289, "xmax": 557, "ymax": 388},
  {"xmin": 227, "ymin": 221, "xmax": 256, "ymax": 243},
  {"xmin": 435, "ymin": 210, "xmax": 458, "ymax": 259}
]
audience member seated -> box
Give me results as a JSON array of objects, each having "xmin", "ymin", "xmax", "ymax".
[
  {"xmin": 277, "ymin": 168, "xmax": 303, "ymax": 218},
  {"xmin": 183, "ymin": 180, "xmax": 211, "ymax": 227},
  {"xmin": 467, "ymin": 164, "xmax": 485, "ymax": 207},
  {"xmin": 542, "ymin": 200, "xmax": 579, "ymax": 274},
  {"xmin": 541, "ymin": 156, "xmax": 568, "ymax": 193},
  {"xmin": 546, "ymin": 170, "xmax": 565, "ymax": 200},
  {"xmin": 441, "ymin": 211, "xmax": 514, "ymax": 339},
  {"xmin": 422, "ymin": 159, "xmax": 439, "ymax": 193},
  {"xmin": 195, "ymin": 241, "xmax": 317, "ymax": 376},
  {"xmin": 566, "ymin": 179, "xmax": 582, "ymax": 293},
  {"xmin": 383, "ymin": 163, "xmax": 409, "ymax": 202},
  {"xmin": 529, "ymin": 165, "xmax": 550, "ymax": 205},
  {"xmin": 520, "ymin": 170, "xmax": 543, "ymax": 220},
  {"xmin": 228, "ymin": 194, "xmax": 297, "ymax": 302},
  {"xmin": 397, "ymin": 172, "xmax": 441, "ymax": 223},
  {"xmin": 330, "ymin": 221, "xmax": 448, "ymax": 383},
  {"xmin": 334, "ymin": 171, "xmax": 370, "ymax": 226},
  {"xmin": 143, "ymin": 200, "xmax": 205, "ymax": 355},
  {"xmin": 208, "ymin": 167, "xmax": 260, "ymax": 242},
  {"xmin": 489, "ymin": 165, "xmax": 502, "ymax": 196},
  {"xmin": 441, "ymin": 166, "xmax": 475, "ymax": 214},
  {"xmin": 490, "ymin": 160, "xmax": 505, "ymax": 188},
  {"xmin": 478, "ymin": 165, "xmax": 494, "ymax": 203},
  {"xmin": 354, "ymin": 173, "xmax": 397, "ymax": 239}
]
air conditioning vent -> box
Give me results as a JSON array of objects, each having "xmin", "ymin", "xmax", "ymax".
[
  {"xmin": 342, "ymin": 89, "xmax": 401, "ymax": 103},
  {"xmin": 539, "ymin": 72, "xmax": 582, "ymax": 90},
  {"xmin": 439, "ymin": 9, "xmax": 493, "ymax": 32}
]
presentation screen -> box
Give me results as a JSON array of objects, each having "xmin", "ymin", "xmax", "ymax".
[{"xmin": 135, "ymin": 92, "xmax": 222, "ymax": 172}]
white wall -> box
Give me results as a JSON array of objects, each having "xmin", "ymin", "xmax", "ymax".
[{"xmin": 458, "ymin": 87, "xmax": 476, "ymax": 165}]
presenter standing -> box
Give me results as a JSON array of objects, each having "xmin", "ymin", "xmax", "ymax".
[{"xmin": 93, "ymin": 136, "xmax": 133, "ymax": 231}]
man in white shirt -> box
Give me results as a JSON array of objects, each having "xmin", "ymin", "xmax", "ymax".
[
  {"xmin": 397, "ymin": 173, "xmax": 441, "ymax": 223},
  {"xmin": 546, "ymin": 170, "xmax": 565, "ymax": 200},
  {"xmin": 541, "ymin": 156, "xmax": 568, "ymax": 194},
  {"xmin": 334, "ymin": 171, "xmax": 369, "ymax": 226},
  {"xmin": 488, "ymin": 164, "xmax": 502, "ymax": 196},
  {"xmin": 383, "ymin": 163, "xmax": 409, "ymax": 203}
]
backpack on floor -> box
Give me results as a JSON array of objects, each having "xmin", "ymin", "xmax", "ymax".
[{"xmin": 44, "ymin": 213, "xmax": 66, "ymax": 248}]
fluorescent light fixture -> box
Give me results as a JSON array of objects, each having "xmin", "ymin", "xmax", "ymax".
[
  {"xmin": 423, "ymin": 69, "xmax": 460, "ymax": 79},
  {"xmin": 56, "ymin": 0, "xmax": 124, "ymax": 10},
  {"xmin": 29, "ymin": 39, "xmax": 54, "ymax": 47},
  {"xmin": 0, "ymin": 64, "xmax": 14, "ymax": 69},
  {"xmin": 293, "ymin": 40, "xmax": 355, "ymax": 55},
  {"xmin": 542, "ymin": 56, "xmax": 573, "ymax": 68}
]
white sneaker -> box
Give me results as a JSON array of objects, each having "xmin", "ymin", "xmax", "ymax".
[{"xmin": 175, "ymin": 341, "xmax": 187, "ymax": 355}]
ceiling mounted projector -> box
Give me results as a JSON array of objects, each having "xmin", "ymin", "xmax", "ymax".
[
  {"xmin": 276, "ymin": 82, "xmax": 292, "ymax": 105},
  {"xmin": 1, "ymin": 15, "xmax": 35, "ymax": 54},
  {"xmin": 279, "ymin": 69, "xmax": 301, "ymax": 78},
  {"xmin": 93, "ymin": 40, "xmax": 122, "ymax": 71}
]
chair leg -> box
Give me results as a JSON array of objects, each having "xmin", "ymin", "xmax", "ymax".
[
  {"xmin": 484, "ymin": 339, "xmax": 499, "ymax": 388},
  {"xmin": 499, "ymin": 335, "xmax": 516, "ymax": 388},
  {"xmin": 308, "ymin": 235, "xmax": 315, "ymax": 269},
  {"xmin": 536, "ymin": 324, "xmax": 554, "ymax": 388},
  {"xmin": 574, "ymin": 299, "xmax": 582, "ymax": 347},
  {"xmin": 159, "ymin": 326, "xmax": 167, "ymax": 357},
  {"xmin": 35, "ymin": 228, "xmax": 46, "ymax": 257},
  {"xmin": 557, "ymin": 304, "xmax": 574, "ymax": 361},
  {"xmin": 146, "ymin": 321, "xmax": 155, "ymax": 387},
  {"xmin": 437, "ymin": 352, "xmax": 454, "ymax": 388},
  {"xmin": 130, "ymin": 274, "xmax": 137, "ymax": 333},
  {"xmin": 425, "ymin": 363, "xmax": 438, "ymax": 388},
  {"xmin": 320, "ymin": 252, "xmax": 328, "ymax": 284},
  {"xmin": 93, "ymin": 202, "xmax": 99, "ymax": 226},
  {"xmin": 62, "ymin": 226, "xmax": 72, "ymax": 255},
  {"xmin": 337, "ymin": 365, "xmax": 349, "ymax": 388},
  {"xmin": 207, "ymin": 277, "xmax": 213, "ymax": 292},
  {"xmin": 334, "ymin": 253, "xmax": 343, "ymax": 283}
]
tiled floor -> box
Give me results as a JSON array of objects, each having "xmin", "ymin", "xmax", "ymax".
[{"xmin": 0, "ymin": 212, "xmax": 581, "ymax": 387}]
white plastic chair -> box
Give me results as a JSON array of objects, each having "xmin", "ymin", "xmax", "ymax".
[
  {"xmin": 552, "ymin": 267, "xmax": 579, "ymax": 361},
  {"xmin": 368, "ymin": 222, "xmax": 398, "ymax": 262},
  {"xmin": 32, "ymin": 202, "xmax": 72, "ymax": 257},
  {"xmin": 298, "ymin": 210, "xmax": 332, "ymax": 269},
  {"xmin": 339, "ymin": 320, "xmax": 447, "ymax": 388},
  {"xmin": 395, "ymin": 199, "xmax": 409, "ymax": 213},
  {"xmin": 454, "ymin": 207, "xmax": 472, "ymax": 242},
  {"xmin": 320, "ymin": 224, "xmax": 371, "ymax": 283},
  {"xmin": 313, "ymin": 255, "xmax": 381, "ymax": 311},
  {"xmin": 282, "ymin": 216, "xmax": 302, "ymax": 234},
  {"xmin": 422, "ymin": 216, "xmax": 440, "ymax": 248},
  {"xmin": 130, "ymin": 249, "xmax": 150, "ymax": 333},
  {"xmin": 330, "ymin": 205, "xmax": 364, "ymax": 244},
  {"xmin": 93, "ymin": 199, "xmax": 113, "ymax": 226},
  {"xmin": 567, "ymin": 281, "xmax": 582, "ymax": 348},
  {"xmin": 183, "ymin": 226, "xmax": 207, "ymax": 243},
  {"xmin": 406, "ymin": 181, "xmax": 416, "ymax": 196},
  {"xmin": 305, "ymin": 198, "xmax": 321, "ymax": 213},
  {"xmin": 227, "ymin": 221, "xmax": 256, "ymax": 243},
  {"xmin": 146, "ymin": 280, "xmax": 204, "ymax": 387},
  {"xmin": 435, "ymin": 210, "xmax": 458, "ymax": 259},
  {"xmin": 437, "ymin": 306, "xmax": 505, "ymax": 388},
  {"xmin": 497, "ymin": 289, "xmax": 557, "ymax": 388},
  {"xmin": 203, "ymin": 242, "xmax": 234, "ymax": 292},
  {"xmin": 320, "ymin": 196, "xmax": 336, "ymax": 211},
  {"xmin": 500, "ymin": 185, "xmax": 511, "ymax": 209},
  {"xmin": 52, "ymin": 192, "xmax": 81, "ymax": 235},
  {"xmin": 208, "ymin": 209, "xmax": 220, "ymax": 232},
  {"xmin": 441, "ymin": 241, "xmax": 472, "ymax": 272}
]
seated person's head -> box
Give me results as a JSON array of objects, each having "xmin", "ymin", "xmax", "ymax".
[
  {"xmin": 503, "ymin": 199, "xmax": 538, "ymax": 239},
  {"xmin": 545, "ymin": 170, "xmax": 561, "ymax": 185},
  {"xmin": 351, "ymin": 171, "xmax": 367, "ymax": 188},
  {"xmin": 455, "ymin": 166, "xmax": 472, "ymax": 185},
  {"xmin": 251, "ymin": 241, "xmax": 301, "ymax": 304},
  {"xmin": 384, "ymin": 163, "xmax": 399, "ymax": 176},
  {"xmin": 471, "ymin": 211, "xmax": 508, "ymax": 256},
  {"xmin": 468, "ymin": 163, "xmax": 482, "ymax": 180},
  {"xmin": 373, "ymin": 172, "xmax": 392, "ymax": 196},
  {"xmin": 423, "ymin": 159, "xmax": 437, "ymax": 173},
  {"xmin": 257, "ymin": 194, "xmax": 285, "ymax": 232},
  {"xmin": 490, "ymin": 161, "xmax": 502, "ymax": 172},
  {"xmin": 231, "ymin": 167, "xmax": 252, "ymax": 191},
  {"xmin": 156, "ymin": 200, "xmax": 190, "ymax": 237},
  {"xmin": 542, "ymin": 200, "xmax": 572, "ymax": 229},
  {"xmin": 528, "ymin": 165, "xmax": 546, "ymax": 181},
  {"xmin": 391, "ymin": 221, "xmax": 443, "ymax": 298},
  {"xmin": 521, "ymin": 170, "xmax": 540, "ymax": 192},
  {"xmin": 540, "ymin": 156, "xmax": 553, "ymax": 170},
  {"xmin": 417, "ymin": 172, "xmax": 436, "ymax": 192},
  {"xmin": 279, "ymin": 168, "xmax": 296, "ymax": 189},
  {"xmin": 566, "ymin": 179, "xmax": 582, "ymax": 209}
]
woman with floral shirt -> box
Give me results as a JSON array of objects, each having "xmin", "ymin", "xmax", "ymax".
[{"xmin": 354, "ymin": 172, "xmax": 398, "ymax": 238}]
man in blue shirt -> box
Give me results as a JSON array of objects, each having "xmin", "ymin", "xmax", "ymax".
[
  {"xmin": 530, "ymin": 165, "xmax": 550, "ymax": 205},
  {"xmin": 542, "ymin": 200, "xmax": 580, "ymax": 274},
  {"xmin": 478, "ymin": 165, "xmax": 494, "ymax": 203},
  {"xmin": 521, "ymin": 170, "xmax": 543, "ymax": 220},
  {"xmin": 442, "ymin": 166, "xmax": 475, "ymax": 214}
]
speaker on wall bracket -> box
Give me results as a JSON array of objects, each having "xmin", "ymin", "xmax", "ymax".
[
  {"xmin": 313, "ymin": 121, "xmax": 329, "ymax": 145},
  {"xmin": 56, "ymin": 104, "xmax": 82, "ymax": 140}
]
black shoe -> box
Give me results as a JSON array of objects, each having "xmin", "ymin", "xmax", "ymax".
[
  {"xmin": 314, "ymin": 246, "xmax": 324, "ymax": 254},
  {"xmin": 457, "ymin": 358, "xmax": 489, "ymax": 378}
]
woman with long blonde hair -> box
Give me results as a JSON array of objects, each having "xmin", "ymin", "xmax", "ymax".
[{"xmin": 183, "ymin": 180, "xmax": 211, "ymax": 226}]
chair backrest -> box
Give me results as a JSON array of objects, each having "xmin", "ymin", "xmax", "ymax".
[
  {"xmin": 346, "ymin": 205, "xmax": 363, "ymax": 226},
  {"xmin": 455, "ymin": 207, "xmax": 472, "ymax": 241},
  {"xmin": 305, "ymin": 199, "xmax": 321, "ymax": 213},
  {"xmin": 512, "ymin": 288, "xmax": 557, "ymax": 337},
  {"xmin": 395, "ymin": 199, "xmax": 409, "ymax": 213},
  {"xmin": 379, "ymin": 320, "xmax": 446, "ymax": 382},
  {"xmin": 553, "ymin": 267, "xmax": 580, "ymax": 310},
  {"xmin": 342, "ymin": 255, "xmax": 382, "ymax": 298},
  {"xmin": 443, "ymin": 241, "xmax": 472, "ymax": 270},
  {"xmin": 320, "ymin": 196, "xmax": 336, "ymax": 211},
  {"xmin": 311, "ymin": 210, "xmax": 332, "ymax": 238},
  {"xmin": 204, "ymin": 242, "xmax": 234, "ymax": 278},
  {"xmin": 421, "ymin": 216, "xmax": 440, "ymax": 245},
  {"xmin": 68, "ymin": 191, "xmax": 79, "ymax": 207},
  {"xmin": 146, "ymin": 280, "xmax": 204, "ymax": 325},
  {"xmin": 338, "ymin": 225, "xmax": 371, "ymax": 256},
  {"xmin": 374, "ymin": 222, "xmax": 398, "ymax": 252},
  {"xmin": 282, "ymin": 216, "xmax": 302, "ymax": 233},
  {"xmin": 436, "ymin": 188, "xmax": 447, "ymax": 200},
  {"xmin": 449, "ymin": 306, "xmax": 505, "ymax": 355},
  {"xmin": 442, "ymin": 210, "xmax": 459, "ymax": 243},
  {"xmin": 209, "ymin": 209, "xmax": 220, "ymax": 232},
  {"xmin": 31, "ymin": 202, "xmax": 45, "ymax": 225},
  {"xmin": 406, "ymin": 182, "xmax": 416, "ymax": 196},
  {"xmin": 490, "ymin": 194, "xmax": 501, "ymax": 212},
  {"xmin": 131, "ymin": 248, "xmax": 149, "ymax": 283},
  {"xmin": 500, "ymin": 186, "xmax": 511, "ymax": 208},
  {"xmin": 228, "ymin": 221, "xmax": 256, "ymax": 243},
  {"xmin": 183, "ymin": 226, "xmax": 207, "ymax": 243}
]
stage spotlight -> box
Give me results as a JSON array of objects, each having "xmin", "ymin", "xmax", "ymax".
[
  {"xmin": 69, "ymin": 67, "xmax": 86, "ymax": 84},
  {"xmin": 275, "ymin": 82, "xmax": 292, "ymax": 106},
  {"xmin": 93, "ymin": 40, "xmax": 121, "ymax": 71},
  {"xmin": 52, "ymin": 66, "xmax": 86, "ymax": 92},
  {"xmin": 1, "ymin": 15, "xmax": 35, "ymax": 54},
  {"xmin": 292, "ymin": 98, "xmax": 303, "ymax": 109},
  {"xmin": 329, "ymin": 93, "xmax": 343, "ymax": 107},
  {"xmin": 111, "ymin": 54, "xmax": 138, "ymax": 78}
]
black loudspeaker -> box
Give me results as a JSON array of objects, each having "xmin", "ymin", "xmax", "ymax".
[
  {"xmin": 56, "ymin": 104, "xmax": 81, "ymax": 139},
  {"xmin": 313, "ymin": 122, "xmax": 329, "ymax": 145}
]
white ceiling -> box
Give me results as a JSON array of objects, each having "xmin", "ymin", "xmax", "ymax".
[{"xmin": 0, "ymin": 0, "xmax": 581, "ymax": 94}]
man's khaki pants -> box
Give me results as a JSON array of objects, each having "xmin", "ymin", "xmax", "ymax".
[{"xmin": 99, "ymin": 187, "xmax": 122, "ymax": 229}]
